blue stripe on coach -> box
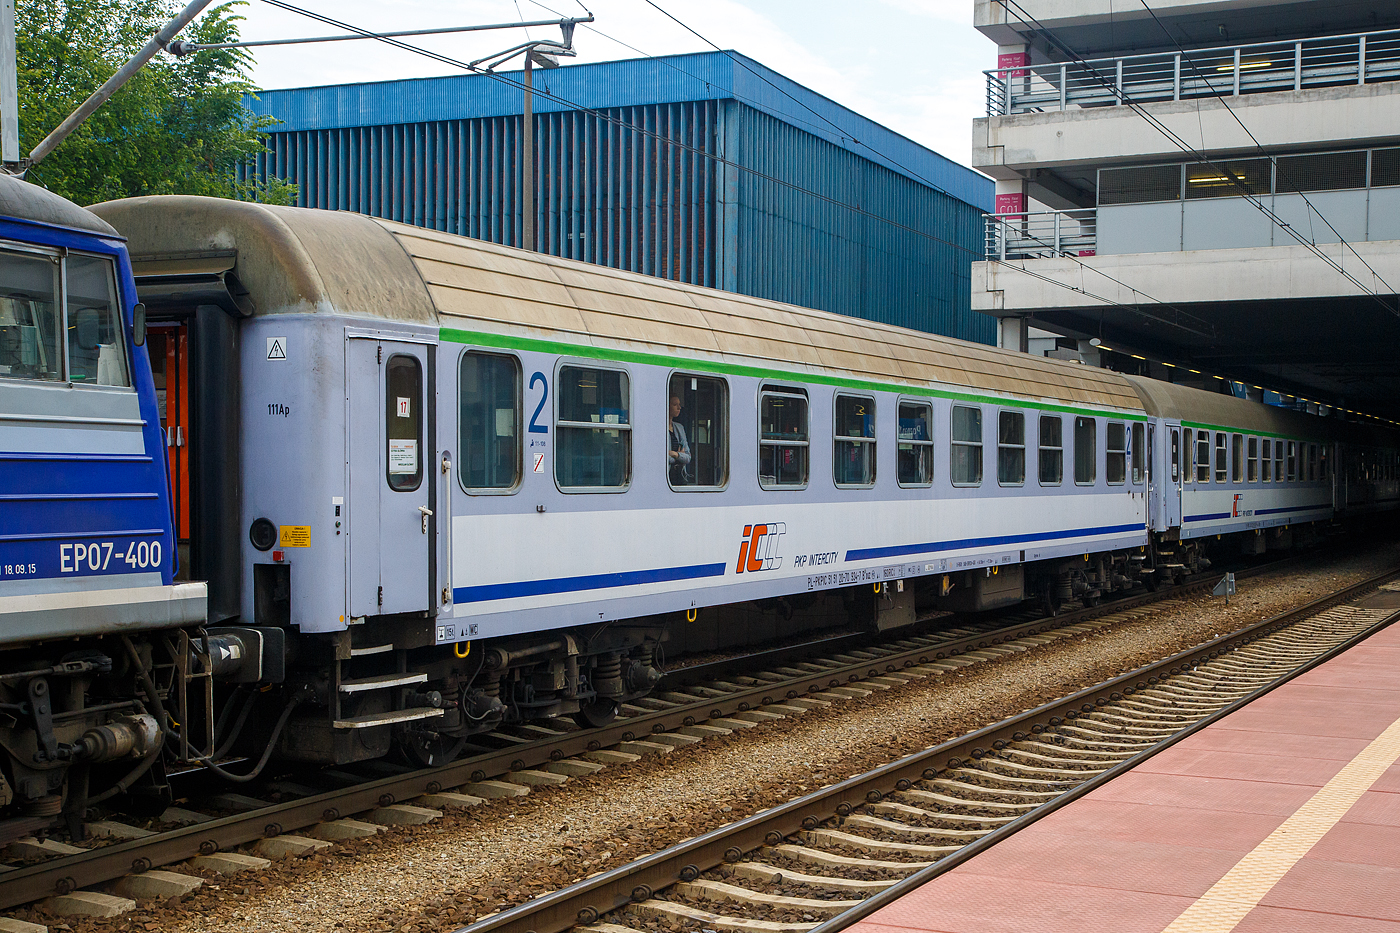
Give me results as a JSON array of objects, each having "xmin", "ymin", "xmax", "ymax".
[
  {"xmin": 844, "ymin": 522, "xmax": 1145, "ymax": 563},
  {"xmin": 453, "ymin": 562, "xmax": 729, "ymax": 604},
  {"xmin": 1184, "ymin": 502, "xmax": 1330, "ymax": 522}
]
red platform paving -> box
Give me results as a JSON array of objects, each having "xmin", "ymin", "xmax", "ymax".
[{"xmin": 847, "ymin": 597, "xmax": 1400, "ymax": 933}]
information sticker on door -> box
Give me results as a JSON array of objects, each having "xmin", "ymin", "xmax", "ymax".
[
  {"xmin": 397, "ymin": 397, "xmax": 411, "ymax": 418},
  {"xmin": 389, "ymin": 438, "xmax": 418, "ymax": 474},
  {"xmin": 533, "ymin": 452, "xmax": 546, "ymax": 473}
]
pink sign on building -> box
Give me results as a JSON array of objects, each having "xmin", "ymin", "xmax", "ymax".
[
  {"xmin": 995, "ymin": 192, "xmax": 1027, "ymax": 215},
  {"xmin": 998, "ymin": 52, "xmax": 1029, "ymax": 78}
]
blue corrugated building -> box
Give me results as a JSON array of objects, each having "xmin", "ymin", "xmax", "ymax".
[{"xmin": 246, "ymin": 51, "xmax": 993, "ymax": 342}]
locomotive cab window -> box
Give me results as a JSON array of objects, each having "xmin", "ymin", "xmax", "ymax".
[
  {"xmin": 1075, "ymin": 417, "xmax": 1096, "ymax": 486},
  {"xmin": 385, "ymin": 355, "xmax": 423, "ymax": 492},
  {"xmin": 997, "ymin": 411, "xmax": 1025, "ymax": 486},
  {"xmin": 1106, "ymin": 421, "xmax": 1126, "ymax": 485},
  {"xmin": 759, "ymin": 387, "xmax": 809, "ymax": 489},
  {"xmin": 557, "ymin": 365, "xmax": 631, "ymax": 490},
  {"xmin": 0, "ymin": 249, "xmax": 61, "ymax": 382},
  {"xmin": 65, "ymin": 254, "xmax": 129, "ymax": 388},
  {"xmin": 1262, "ymin": 439, "xmax": 1273, "ymax": 482},
  {"xmin": 1131, "ymin": 422, "xmax": 1145, "ymax": 484},
  {"xmin": 950, "ymin": 405, "xmax": 983, "ymax": 487},
  {"xmin": 1039, "ymin": 415, "xmax": 1063, "ymax": 486},
  {"xmin": 1247, "ymin": 437, "xmax": 1259, "ymax": 482},
  {"xmin": 897, "ymin": 400, "xmax": 933, "ymax": 487},
  {"xmin": 459, "ymin": 351, "xmax": 521, "ymax": 493},
  {"xmin": 1231, "ymin": 434, "xmax": 1244, "ymax": 483},
  {"xmin": 669, "ymin": 373, "xmax": 728, "ymax": 489},
  {"xmin": 833, "ymin": 394, "xmax": 876, "ymax": 487}
]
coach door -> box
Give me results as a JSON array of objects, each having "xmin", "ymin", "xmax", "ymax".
[
  {"xmin": 346, "ymin": 335, "xmax": 435, "ymax": 617},
  {"xmin": 1165, "ymin": 423, "xmax": 1183, "ymax": 528}
]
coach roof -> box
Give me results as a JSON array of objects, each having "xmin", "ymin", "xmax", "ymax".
[{"xmin": 91, "ymin": 196, "xmax": 1143, "ymax": 412}]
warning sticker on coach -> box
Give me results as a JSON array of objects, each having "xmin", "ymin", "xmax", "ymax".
[
  {"xmin": 279, "ymin": 525, "xmax": 311, "ymax": 547},
  {"xmin": 266, "ymin": 336, "xmax": 287, "ymax": 360}
]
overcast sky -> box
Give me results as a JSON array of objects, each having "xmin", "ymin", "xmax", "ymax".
[{"xmin": 237, "ymin": 0, "xmax": 989, "ymax": 168}]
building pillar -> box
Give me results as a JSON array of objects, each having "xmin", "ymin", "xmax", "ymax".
[
  {"xmin": 998, "ymin": 316, "xmax": 1030, "ymax": 353},
  {"xmin": 1076, "ymin": 338, "xmax": 1102, "ymax": 367}
]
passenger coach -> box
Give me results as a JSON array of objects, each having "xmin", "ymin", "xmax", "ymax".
[{"xmin": 86, "ymin": 195, "xmax": 1393, "ymax": 766}]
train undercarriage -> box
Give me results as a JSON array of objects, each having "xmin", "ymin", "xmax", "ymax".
[{"xmin": 0, "ymin": 524, "xmax": 1325, "ymax": 836}]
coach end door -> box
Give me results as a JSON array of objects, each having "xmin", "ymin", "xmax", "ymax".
[{"xmin": 347, "ymin": 335, "xmax": 435, "ymax": 617}]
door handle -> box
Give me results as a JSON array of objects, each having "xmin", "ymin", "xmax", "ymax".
[{"xmin": 418, "ymin": 505, "xmax": 433, "ymax": 534}]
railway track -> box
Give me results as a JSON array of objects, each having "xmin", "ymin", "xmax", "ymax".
[
  {"xmin": 444, "ymin": 568, "xmax": 1400, "ymax": 933},
  {"xmin": 0, "ymin": 554, "xmax": 1333, "ymax": 913}
]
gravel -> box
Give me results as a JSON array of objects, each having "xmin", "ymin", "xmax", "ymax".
[{"xmin": 20, "ymin": 545, "xmax": 1399, "ymax": 933}]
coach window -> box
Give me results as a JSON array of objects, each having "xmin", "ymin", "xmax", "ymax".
[
  {"xmin": 1320, "ymin": 445, "xmax": 1330, "ymax": 482},
  {"xmin": 1074, "ymin": 417, "xmax": 1096, "ymax": 485},
  {"xmin": 759, "ymin": 387, "xmax": 809, "ymax": 489},
  {"xmin": 1213, "ymin": 433, "xmax": 1227, "ymax": 483},
  {"xmin": 897, "ymin": 400, "xmax": 933, "ymax": 486},
  {"xmin": 1308, "ymin": 443, "xmax": 1318, "ymax": 481},
  {"xmin": 1231, "ymin": 434, "xmax": 1243, "ymax": 483},
  {"xmin": 1106, "ymin": 422, "xmax": 1126, "ymax": 485},
  {"xmin": 1195, "ymin": 431, "xmax": 1211, "ymax": 483},
  {"xmin": 669, "ymin": 374, "xmax": 728, "ymax": 489},
  {"xmin": 66, "ymin": 254, "xmax": 130, "ymax": 388},
  {"xmin": 998, "ymin": 411, "xmax": 1025, "ymax": 486},
  {"xmin": 0, "ymin": 248, "xmax": 63, "ymax": 382},
  {"xmin": 1261, "ymin": 439, "xmax": 1273, "ymax": 482},
  {"xmin": 1131, "ymin": 422, "xmax": 1145, "ymax": 484},
  {"xmin": 1286, "ymin": 441, "xmax": 1297, "ymax": 482},
  {"xmin": 459, "ymin": 351, "xmax": 521, "ymax": 493},
  {"xmin": 1039, "ymin": 415, "xmax": 1063, "ymax": 486},
  {"xmin": 1170, "ymin": 429, "xmax": 1180, "ymax": 483},
  {"xmin": 1247, "ymin": 437, "xmax": 1259, "ymax": 482},
  {"xmin": 834, "ymin": 394, "xmax": 876, "ymax": 487},
  {"xmin": 1275, "ymin": 440, "xmax": 1285, "ymax": 482},
  {"xmin": 386, "ymin": 355, "xmax": 424, "ymax": 492},
  {"xmin": 950, "ymin": 405, "xmax": 983, "ymax": 486},
  {"xmin": 556, "ymin": 365, "xmax": 631, "ymax": 490},
  {"xmin": 1182, "ymin": 430, "xmax": 1192, "ymax": 483}
]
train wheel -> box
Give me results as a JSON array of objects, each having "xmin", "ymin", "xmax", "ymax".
[
  {"xmin": 573, "ymin": 698, "xmax": 619, "ymax": 730},
  {"xmin": 400, "ymin": 732, "xmax": 465, "ymax": 768}
]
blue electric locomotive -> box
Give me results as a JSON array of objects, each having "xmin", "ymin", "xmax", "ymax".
[{"xmin": 0, "ymin": 174, "xmax": 215, "ymax": 832}]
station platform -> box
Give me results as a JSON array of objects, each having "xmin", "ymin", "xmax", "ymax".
[{"xmin": 847, "ymin": 596, "xmax": 1400, "ymax": 933}]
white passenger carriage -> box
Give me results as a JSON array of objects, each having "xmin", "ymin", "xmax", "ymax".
[{"xmin": 88, "ymin": 195, "xmax": 1389, "ymax": 763}]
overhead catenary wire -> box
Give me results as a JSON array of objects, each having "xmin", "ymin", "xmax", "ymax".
[
  {"xmin": 995, "ymin": 0, "xmax": 1400, "ymax": 317},
  {"xmin": 1132, "ymin": 0, "xmax": 1400, "ymax": 306},
  {"xmin": 251, "ymin": 0, "xmax": 1219, "ymax": 340}
]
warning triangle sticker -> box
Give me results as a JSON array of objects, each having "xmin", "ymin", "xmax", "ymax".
[{"xmin": 267, "ymin": 337, "xmax": 287, "ymax": 360}]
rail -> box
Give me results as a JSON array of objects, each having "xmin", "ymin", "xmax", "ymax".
[
  {"xmin": 985, "ymin": 27, "xmax": 1400, "ymax": 116},
  {"xmin": 984, "ymin": 209, "xmax": 1096, "ymax": 261},
  {"xmin": 0, "ymin": 557, "xmax": 1301, "ymax": 909},
  {"xmin": 452, "ymin": 566, "xmax": 1400, "ymax": 933}
]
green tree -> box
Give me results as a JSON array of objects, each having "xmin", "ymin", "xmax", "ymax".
[{"xmin": 17, "ymin": 0, "xmax": 295, "ymax": 205}]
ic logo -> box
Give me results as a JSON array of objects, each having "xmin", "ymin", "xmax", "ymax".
[{"xmin": 736, "ymin": 523, "xmax": 785, "ymax": 573}]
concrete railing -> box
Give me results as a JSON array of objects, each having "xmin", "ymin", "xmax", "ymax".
[
  {"xmin": 985, "ymin": 27, "xmax": 1400, "ymax": 116},
  {"xmin": 984, "ymin": 210, "xmax": 1096, "ymax": 261}
]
